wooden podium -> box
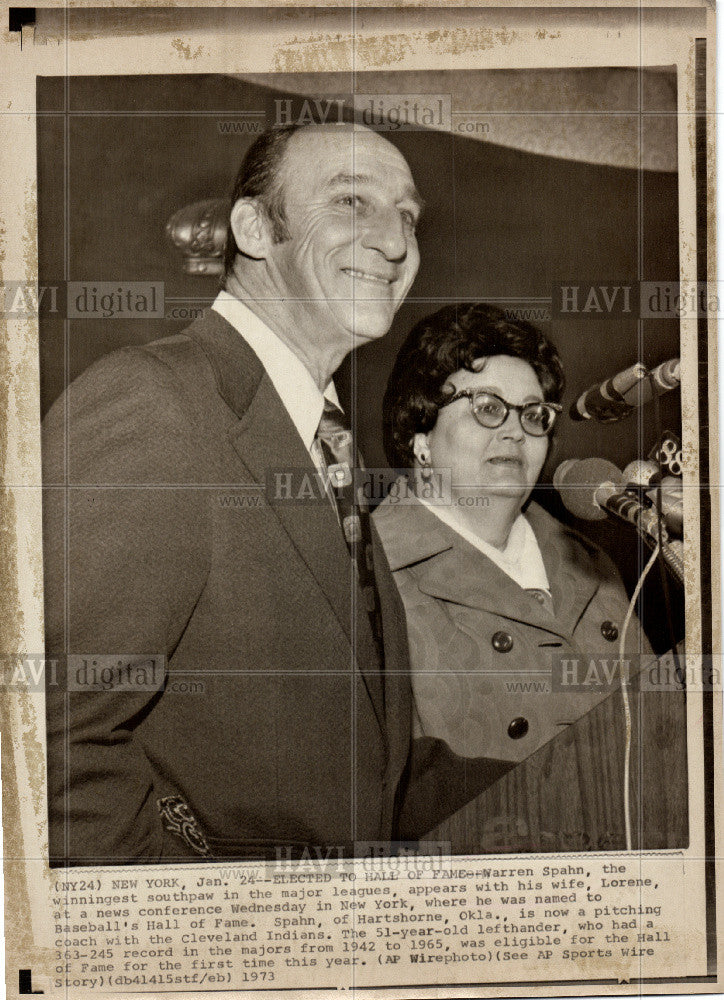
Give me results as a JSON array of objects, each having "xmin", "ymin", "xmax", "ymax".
[{"xmin": 426, "ymin": 659, "xmax": 688, "ymax": 854}]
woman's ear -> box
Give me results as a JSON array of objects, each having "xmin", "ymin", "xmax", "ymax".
[
  {"xmin": 228, "ymin": 198, "xmax": 272, "ymax": 261},
  {"xmin": 412, "ymin": 432, "xmax": 431, "ymax": 467}
]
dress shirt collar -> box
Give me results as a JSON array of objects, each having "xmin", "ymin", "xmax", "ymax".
[
  {"xmin": 212, "ymin": 290, "xmax": 339, "ymax": 450},
  {"xmin": 419, "ymin": 496, "xmax": 550, "ymax": 593}
]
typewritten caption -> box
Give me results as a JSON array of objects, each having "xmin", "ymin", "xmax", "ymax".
[{"xmin": 47, "ymin": 856, "xmax": 702, "ymax": 991}]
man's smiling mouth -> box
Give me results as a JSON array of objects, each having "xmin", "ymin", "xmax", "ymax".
[{"xmin": 341, "ymin": 267, "xmax": 394, "ymax": 286}]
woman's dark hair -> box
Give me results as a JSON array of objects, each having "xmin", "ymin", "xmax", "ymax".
[{"xmin": 383, "ymin": 302, "xmax": 565, "ymax": 468}]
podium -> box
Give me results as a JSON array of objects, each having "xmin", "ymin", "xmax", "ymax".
[{"xmin": 426, "ymin": 658, "xmax": 688, "ymax": 854}]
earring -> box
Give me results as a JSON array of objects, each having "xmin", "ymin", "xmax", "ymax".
[{"xmin": 418, "ymin": 451, "xmax": 432, "ymax": 479}]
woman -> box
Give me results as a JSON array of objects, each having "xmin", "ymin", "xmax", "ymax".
[{"xmin": 374, "ymin": 302, "xmax": 652, "ymax": 837}]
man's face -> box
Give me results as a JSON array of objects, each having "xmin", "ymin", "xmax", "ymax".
[{"xmin": 264, "ymin": 126, "xmax": 421, "ymax": 349}]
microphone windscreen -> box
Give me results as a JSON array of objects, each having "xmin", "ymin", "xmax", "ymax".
[
  {"xmin": 568, "ymin": 396, "xmax": 589, "ymax": 421},
  {"xmin": 621, "ymin": 459, "xmax": 660, "ymax": 487},
  {"xmin": 553, "ymin": 457, "xmax": 623, "ymax": 521},
  {"xmin": 653, "ymin": 357, "xmax": 680, "ymax": 390},
  {"xmin": 610, "ymin": 362, "xmax": 648, "ymax": 397}
]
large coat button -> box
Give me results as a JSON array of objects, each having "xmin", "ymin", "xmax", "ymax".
[
  {"xmin": 508, "ymin": 717, "xmax": 529, "ymax": 739},
  {"xmin": 492, "ymin": 630, "xmax": 514, "ymax": 653},
  {"xmin": 601, "ymin": 620, "xmax": 619, "ymax": 642}
]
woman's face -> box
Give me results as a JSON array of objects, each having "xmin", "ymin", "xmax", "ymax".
[{"xmin": 414, "ymin": 355, "xmax": 550, "ymax": 505}]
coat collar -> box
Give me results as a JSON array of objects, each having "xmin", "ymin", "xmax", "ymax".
[
  {"xmin": 182, "ymin": 309, "xmax": 386, "ymax": 731},
  {"xmin": 183, "ymin": 307, "xmax": 266, "ymax": 420},
  {"xmin": 374, "ymin": 486, "xmax": 603, "ymax": 639}
]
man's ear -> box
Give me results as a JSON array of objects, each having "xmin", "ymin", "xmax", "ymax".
[{"xmin": 229, "ymin": 198, "xmax": 273, "ymax": 261}]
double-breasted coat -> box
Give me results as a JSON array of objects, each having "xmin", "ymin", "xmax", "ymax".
[{"xmin": 373, "ymin": 490, "xmax": 652, "ymax": 834}]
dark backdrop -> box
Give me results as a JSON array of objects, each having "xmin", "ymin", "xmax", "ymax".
[{"xmin": 37, "ymin": 73, "xmax": 683, "ymax": 649}]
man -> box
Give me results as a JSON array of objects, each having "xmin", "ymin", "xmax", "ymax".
[{"xmin": 43, "ymin": 122, "xmax": 421, "ymax": 863}]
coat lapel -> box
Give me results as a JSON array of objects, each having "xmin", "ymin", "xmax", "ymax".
[
  {"xmin": 185, "ymin": 310, "xmax": 386, "ymax": 730},
  {"xmin": 229, "ymin": 376, "xmax": 355, "ymax": 631},
  {"xmin": 526, "ymin": 503, "xmax": 602, "ymax": 636},
  {"xmin": 416, "ymin": 539, "xmax": 561, "ymax": 632},
  {"xmin": 379, "ymin": 492, "xmax": 601, "ymax": 639}
]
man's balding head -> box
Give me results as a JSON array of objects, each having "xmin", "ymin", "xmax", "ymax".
[
  {"xmin": 224, "ymin": 122, "xmax": 420, "ymax": 275},
  {"xmin": 224, "ymin": 121, "xmax": 422, "ymax": 384},
  {"xmin": 223, "ymin": 122, "xmax": 303, "ymax": 275}
]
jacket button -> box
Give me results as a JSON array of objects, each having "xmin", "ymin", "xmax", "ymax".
[
  {"xmin": 601, "ymin": 620, "xmax": 619, "ymax": 642},
  {"xmin": 492, "ymin": 631, "xmax": 514, "ymax": 653},
  {"xmin": 508, "ymin": 717, "xmax": 529, "ymax": 739}
]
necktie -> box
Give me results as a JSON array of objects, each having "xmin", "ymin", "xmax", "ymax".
[{"xmin": 315, "ymin": 401, "xmax": 385, "ymax": 667}]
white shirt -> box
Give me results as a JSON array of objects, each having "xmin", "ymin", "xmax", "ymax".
[
  {"xmin": 420, "ymin": 498, "xmax": 551, "ymax": 595},
  {"xmin": 212, "ymin": 290, "xmax": 339, "ymax": 469}
]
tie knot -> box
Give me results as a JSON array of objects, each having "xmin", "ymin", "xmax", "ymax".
[{"xmin": 317, "ymin": 401, "xmax": 353, "ymax": 451}]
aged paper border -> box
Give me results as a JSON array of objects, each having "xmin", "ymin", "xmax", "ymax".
[{"xmin": 0, "ymin": 2, "xmax": 720, "ymax": 997}]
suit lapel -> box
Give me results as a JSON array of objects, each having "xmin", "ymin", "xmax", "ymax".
[
  {"xmin": 229, "ymin": 374, "xmax": 355, "ymax": 631},
  {"xmin": 369, "ymin": 518, "xmax": 411, "ymax": 789},
  {"xmin": 185, "ymin": 310, "xmax": 386, "ymax": 731}
]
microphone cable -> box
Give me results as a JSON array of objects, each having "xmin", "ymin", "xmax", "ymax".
[
  {"xmin": 618, "ymin": 539, "xmax": 660, "ymax": 853},
  {"xmin": 617, "ymin": 367, "xmax": 682, "ymax": 852},
  {"xmin": 648, "ymin": 370, "xmax": 684, "ymax": 680}
]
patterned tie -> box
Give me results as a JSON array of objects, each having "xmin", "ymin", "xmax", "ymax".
[{"xmin": 315, "ymin": 400, "xmax": 385, "ymax": 667}]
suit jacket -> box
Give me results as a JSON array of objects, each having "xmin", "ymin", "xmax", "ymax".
[
  {"xmin": 373, "ymin": 490, "xmax": 652, "ymax": 834},
  {"xmin": 43, "ymin": 309, "xmax": 411, "ymax": 864}
]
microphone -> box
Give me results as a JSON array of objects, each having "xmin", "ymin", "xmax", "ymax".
[
  {"xmin": 555, "ymin": 455, "xmax": 683, "ymax": 539},
  {"xmin": 655, "ymin": 477, "xmax": 684, "ymax": 537},
  {"xmin": 552, "ymin": 457, "xmax": 624, "ymax": 521},
  {"xmin": 554, "ymin": 457, "xmax": 685, "ymax": 584},
  {"xmin": 592, "ymin": 482, "xmax": 662, "ymax": 539},
  {"xmin": 620, "ymin": 459, "xmax": 661, "ymax": 488},
  {"xmin": 554, "ymin": 457, "xmax": 658, "ymax": 535},
  {"xmin": 620, "ymin": 461, "xmax": 683, "ymax": 538},
  {"xmin": 570, "ymin": 358, "xmax": 680, "ymax": 422}
]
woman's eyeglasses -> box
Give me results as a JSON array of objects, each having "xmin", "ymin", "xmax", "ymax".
[{"xmin": 439, "ymin": 388, "xmax": 562, "ymax": 437}]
